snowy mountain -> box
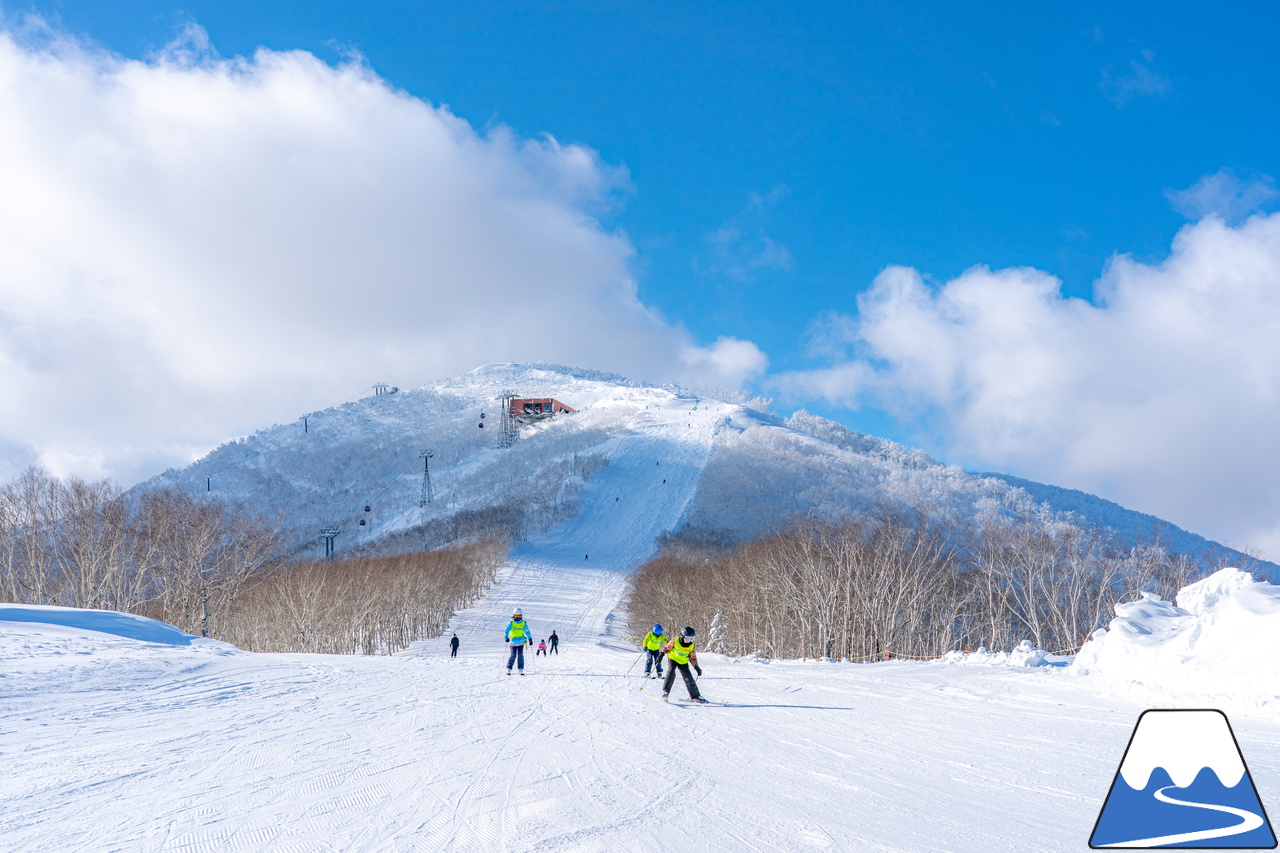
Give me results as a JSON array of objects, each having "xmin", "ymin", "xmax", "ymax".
[
  {"xmin": 143, "ymin": 363, "xmax": 1260, "ymax": 568},
  {"xmin": 12, "ymin": 367, "xmax": 1280, "ymax": 851}
]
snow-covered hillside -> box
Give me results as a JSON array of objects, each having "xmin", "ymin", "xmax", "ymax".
[
  {"xmin": 10, "ymin": 379, "xmax": 1280, "ymax": 849},
  {"xmin": 145, "ymin": 363, "xmax": 1254, "ymax": 567}
]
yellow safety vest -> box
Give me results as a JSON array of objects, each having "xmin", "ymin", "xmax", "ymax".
[
  {"xmin": 643, "ymin": 631, "xmax": 665, "ymax": 651},
  {"xmin": 507, "ymin": 619, "xmax": 528, "ymax": 640},
  {"xmin": 668, "ymin": 638, "xmax": 694, "ymax": 665}
]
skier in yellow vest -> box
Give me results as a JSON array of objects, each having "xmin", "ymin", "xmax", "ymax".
[
  {"xmin": 505, "ymin": 609, "xmax": 530, "ymax": 675},
  {"xmin": 661, "ymin": 626, "xmax": 706, "ymax": 703},
  {"xmin": 642, "ymin": 623, "xmax": 667, "ymax": 679}
]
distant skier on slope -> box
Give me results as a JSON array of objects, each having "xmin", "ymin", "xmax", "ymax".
[
  {"xmin": 449, "ymin": 633, "xmax": 459, "ymax": 658},
  {"xmin": 536, "ymin": 639, "xmax": 547, "ymax": 656},
  {"xmin": 661, "ymin": 626, "xmax": 707, "ymax": 703},
  {"xmin": 549, "ymin": 630, "xmax": 559, "ymax": 654},
  {"xmin": 642, "ymin": 624, "xmax": 667, "ymax": 679},
  {"xmin": 505, "ymin": 609, "xmax": 530, "ymax": 675}
]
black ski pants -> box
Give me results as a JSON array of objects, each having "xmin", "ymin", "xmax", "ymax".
[
  {"xmin": 663, "ymin": 661, "xmax": 701, "ymax": 699},
  {"xmin": 644, "ymin": 648, "xmax": 664, "ymax": 675},
  {"xmin": 550, "ymin": 641, "xmax": 558, "ymax": 654},
  {"xmin": 450, "ymin": 645, "xmax": 458, "ymax": 658}
]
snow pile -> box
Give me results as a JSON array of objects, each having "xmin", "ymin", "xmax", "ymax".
[
  {"xmin": 0, "ymin": 604, "xmax": 240, "ymax": 652},
  {"xmin": 1072, "ymin": 568, "xmax": 1280, "ymax": 702},
  {"xmin": 938, "ymin": 640, "xmax": 1052, "ymax": 667}
]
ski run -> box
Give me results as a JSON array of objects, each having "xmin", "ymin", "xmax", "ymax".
[{"xmin": 6, "ymin": 558, "xmax": 1280, "ymax": 851}]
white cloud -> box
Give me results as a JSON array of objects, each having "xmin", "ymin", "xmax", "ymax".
[
  {"xmin": 0, "ymin": 22, "xmax": 759, "ymax": 486},
  {"xmin": 680, "ymin": 337, "xmax": 769, "ymax": 391},
  {"xmin": 1167, "ymin": 168, "xmax": 1278, "ymax": 224},
  {"xmin": 777, "ymin": 213, "xmax": 1280, "ymax": 559}
]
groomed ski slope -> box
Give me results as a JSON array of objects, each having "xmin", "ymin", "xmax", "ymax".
[
  {"xmin": 5, "ymin": 395, "xmax": 1280, "ymax": 851},
  {"xmin": 9, "ymin": 596, "xmax": 1280, "ymax": 853}
]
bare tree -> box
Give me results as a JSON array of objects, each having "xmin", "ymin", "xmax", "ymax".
[
  {"xmin": 224, "ymin": 541, "xmax": 505, "ymax": 654},
  {"xmin": 627, "ymin": 504, "xmax": 1216, "ymax": 662},
  {"xmin": 0, "ymin": 467, "xmax": 61, "ymax": 603},
  {"xmin": 52, "ymin": 477, "xmax": 131, "ymax": 610}
]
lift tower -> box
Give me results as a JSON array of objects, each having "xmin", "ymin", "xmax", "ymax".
[{"xmin": 419, "ymin": 450, "xmax": 434, "ymax": 506}]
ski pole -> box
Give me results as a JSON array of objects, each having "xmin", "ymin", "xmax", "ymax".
[{"xmin": 625, "ymin": 650, "xmax": 645, "ymax": 677}]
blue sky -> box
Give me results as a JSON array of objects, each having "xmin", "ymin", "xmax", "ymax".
[
  {"xmin": 3, "ymin": 1, "xmax": 1280, "ymax": 554},
  {"xmin": 35, "ymin": 1, "xmax": 1276, "ymax": 333}
]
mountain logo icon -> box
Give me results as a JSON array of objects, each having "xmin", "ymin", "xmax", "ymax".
[{"xmin": 1091, "ymin": 709, "xmax": 1276, "ymax": 848}]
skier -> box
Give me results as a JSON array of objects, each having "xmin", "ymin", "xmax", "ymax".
[
  {"xmin": 536, "ymin": 639, "xmax": 547, "ymax": 656},
  {"xmin": 661, "ymin": 626, "xmax": 706, "ymax": 703},
  {"xmin": 641, "ymin": 623, "xmax": 667, "ymax": 679},
  {"xmin": 549, "ymin": 630, "xmax": 559, "ymax": 654},
  {"xmin": 449, "ymin": 632, "xmax": 459, "ymax": 658},
  {"xmin": 505, "ymin": 609, "xmax": 530, "ymax": 675}
]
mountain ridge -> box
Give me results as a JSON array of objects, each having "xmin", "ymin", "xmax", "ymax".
[{"xmin": 141, "ymin": 363, "xmax": 1267, "ymax": 570}]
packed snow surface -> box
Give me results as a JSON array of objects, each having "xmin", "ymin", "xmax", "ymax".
[{"xmin": 6, "ymin": 571, "xmax": 1280, "ymax": 852}]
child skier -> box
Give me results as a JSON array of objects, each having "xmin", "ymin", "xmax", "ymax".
[
  {"xmin": 505, "ymin": 609, "xmax": 530, "ymax": 675},
  {"xmin": 642, "ymin": 624, "xmax": 667, "ymax": 678},
  {"xmin": 661, "ymin": 626, "xmax": 706, "ymax": 703},
  {"xmin": 536, "ymin": 639, "xmax": 547, "ymax": 656}
]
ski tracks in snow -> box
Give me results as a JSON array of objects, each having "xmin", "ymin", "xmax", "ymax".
[{"xmin": 9, "ymin": 607, "xmax": 1280, "ymax": 851}]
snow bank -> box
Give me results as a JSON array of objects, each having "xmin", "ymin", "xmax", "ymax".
[
  {"xmin": 1072, "ymin": 568, "xmax": 1280, "ymax": 703},
  {"xmin": 0, "ymin": 603, "xmax": 238, "ymax": 650},
  {"xmin": 938, "ymin": 640, "xmax": 1053, "ymax": 668}
]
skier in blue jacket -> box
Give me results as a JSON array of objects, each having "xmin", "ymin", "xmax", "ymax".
[{"xmin": 505, "ymin": 609, "xmax": 531, "ymax": 675}]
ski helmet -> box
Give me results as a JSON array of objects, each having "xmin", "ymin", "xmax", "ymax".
[
  {"xmin": 653, "ymin": 624, "xmax": 663, "ymax": 634},
  {"xmin": 681, "ymin": 626, "xmax": 695, "ymax": 640},
  {"xmin": 513, "ymin": 608, "xmax": 523, "ymax": 618}
]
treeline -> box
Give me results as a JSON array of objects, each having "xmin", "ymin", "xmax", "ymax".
[
  {"xmin": 0, "ymin": 467, "xmax": 278, "ymax": 636},
  {"xmin": 626, "ymin": 508, "xmax": 1226, "ymax": 661},
  {"xmin": 226, "ymin": 543, "xmax": 504, "ymax": 654},
  {"xmin": 1, "ymin": 467, "xmax": 506, "ymax": 654}
]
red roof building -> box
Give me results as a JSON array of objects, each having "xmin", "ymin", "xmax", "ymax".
[{"xmin": 509, "ymin": 398, "xmax": 577, "ymax": 423}]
